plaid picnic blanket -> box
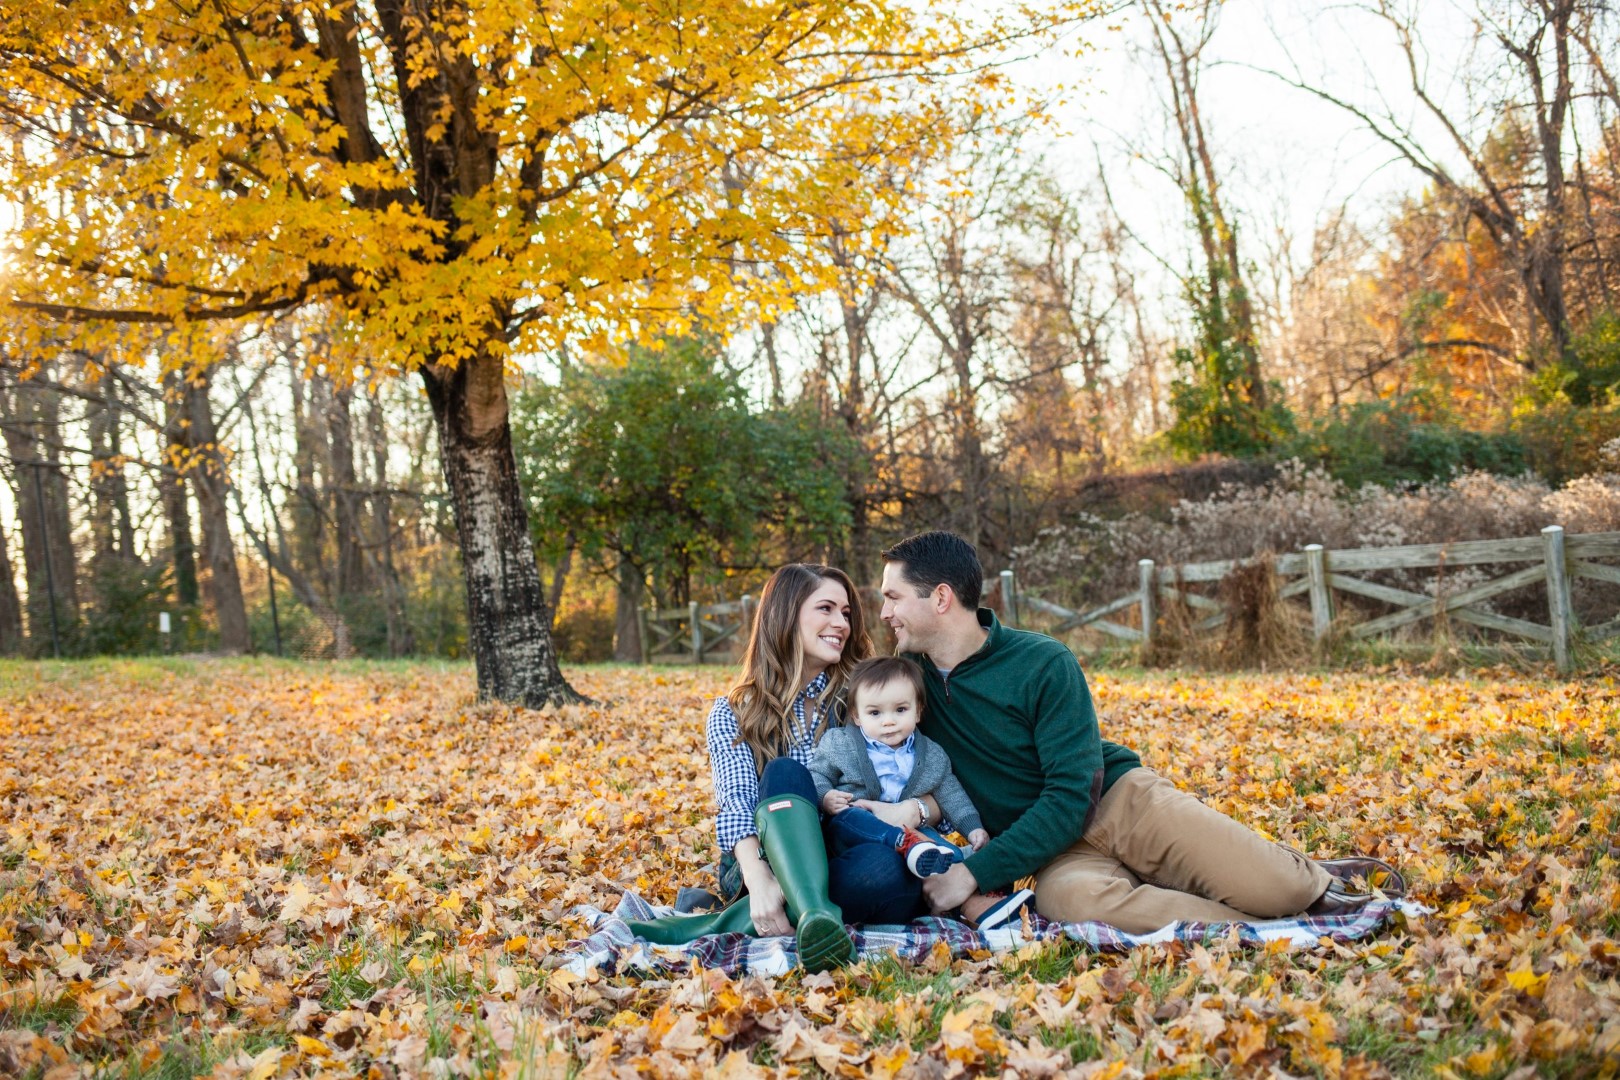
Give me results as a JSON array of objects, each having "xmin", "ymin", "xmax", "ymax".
[{"xmin": 558, "ymin": 892, "xmax": 1425, "ymax": 977}]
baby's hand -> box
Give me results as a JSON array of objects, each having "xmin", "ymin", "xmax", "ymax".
[
  {"xmin": 822, "ymin": 790, "xmax": 853, "ymax": 814},
  {"xmin": 967, "ymin": 829, "xmax": 990, "ymax": 851}
]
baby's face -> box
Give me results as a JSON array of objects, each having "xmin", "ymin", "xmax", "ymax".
[{"xmin": 853, "ymin": 676, "xmax": 919, "ymax": 748}]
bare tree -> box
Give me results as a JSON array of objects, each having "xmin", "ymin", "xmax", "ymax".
[
  {"xmin": 1140, "ymin": 0, "xmax": 1267, "ymax": 409},
  {"xmin": 1258, "ymin": 0, "xmax": 1609, "ymax": 368}
]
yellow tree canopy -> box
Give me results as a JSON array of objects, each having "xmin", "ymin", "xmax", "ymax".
[
  {"xmin": 0, "ymin": 0, "xmax": 1082, "ymax": 707},
  {"xmin": 0, "ymin": 0, "xmax": 1057, "ymax": 374}
]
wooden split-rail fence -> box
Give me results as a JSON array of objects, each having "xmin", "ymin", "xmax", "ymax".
[
  {"xmin": 637, "ymin": 596, "xmax": 756, "ymax": 664},
  {"xmin": 637, "ymin": 527, "xmax": 1618, "ymax": 671},
  {"xmin": 998, "ymin": 526, "xmax": 1620, "ymax": 673}
]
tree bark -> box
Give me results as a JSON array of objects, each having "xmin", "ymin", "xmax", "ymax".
[
  {"xmin": 184, "ymin": 370, "xmax": 251, "ymax": 654},
  {"xmin": 420, "ymin": 352, "xmax": 579, "ymax": 706},
  {"xmin": 286, "ymin": 361, "xmax": 326, "ymax": 593},
  {"xmin": 365, "ymin": 388, "xmax": 415, "ymax": 656},
  {"xmin": 613, "ymin": 554, "xmax": 643, "ymax": 663},
  {"xmin": 0, "ymin": 521, "xmax": 23, "ymax": 654},
  {"xmin": 88, "ymin": 384, "xmax": 117, "ymax": 567},
  {"xmin": 161, "ymin": 372, "xmax": 200, "ymax": 608},
  {"xmin": 2, "ymin": 375, "xmax": 80, "ymax": 650},
  {"xmin": 108, "ymin": 377, "xmax": 137, "ymax": 560},
  {"xmin": 325, "ymin": 378, "xmax": 367, "ymax": 598}
]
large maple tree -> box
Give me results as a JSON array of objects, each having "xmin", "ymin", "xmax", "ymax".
[{"xmin": 0, "ymin": 0, "xmax": 1027, "ymax": 704}]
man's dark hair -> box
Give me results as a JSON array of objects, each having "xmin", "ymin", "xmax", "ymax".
[
  {"xmin": 881, "ymin": 530, "xmax": 983, "ymax": 609},
  {"xmin": 845, "ymin": 656, "xmax": 928, "ymax": 717}
]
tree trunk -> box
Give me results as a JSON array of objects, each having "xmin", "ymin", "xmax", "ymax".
[
  {"xmin": 326, "ymin": 378, "xmax": 367, "ymax": 598},
  {"xmin": 420, "ymin": 352, "xmax": 579, "ymax": 706},
  {"xmin": 0, "ymin": 519, "xmax": 25, "ymax": 655},
  {"xmin": 161, "ymin": 372, "xmax": 200, "ymax": 607},
  {"xmin": 613, "ymin": 554, "xmax": 643, "ymax": 663},
  {"xmin": 107, "ymin": 377, "xmax": 137, "ymax": 560},
  {"xmin": 3, "ymin": 376, "xmax": 80, "ymax": 651},
  {"xmin": 88, "ymin": 386, "xmax": 118, "ymax": 567},
  {"xmin": 1526, "ymin": 0, "xmax": 1575, "ymax": 365},
  {"xmin": 185, "ymin": 371, "xmax": 251, "ymax": 654},
  {"xmin": 286, "ymin": 362, "xmax": 326, "ymax": 592},
  {"xmin": 365, "ymin": 388, "xmax": 415, "ymax": 656}
]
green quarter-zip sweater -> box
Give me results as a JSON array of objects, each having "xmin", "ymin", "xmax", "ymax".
[{"xmin": 910, "ymin": 609, "xmax": 1141, "ymax": 892}]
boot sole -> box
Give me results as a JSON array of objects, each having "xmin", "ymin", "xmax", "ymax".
[{"xmin": 796, "ymin": 912, "xmax": 855, "ymax": 972}]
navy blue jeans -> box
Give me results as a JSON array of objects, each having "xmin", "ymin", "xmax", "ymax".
[
  {"xmin": 825, "ymin": 806, "xmax": 905, "ymax": 849},
  {"xmin": 718, "ymin": 759, "xmax": 926, "ymax": 925}
]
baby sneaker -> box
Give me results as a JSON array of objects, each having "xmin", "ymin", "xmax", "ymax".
[{"xmin": 896, "ymin": 828, "xmax": 959, "ymax": 878}]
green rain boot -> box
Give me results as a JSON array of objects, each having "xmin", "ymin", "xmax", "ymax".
[
  {"xmin": 756, "ymin": 793, "xmax": 856, "ymax": 972},
  {"xmin": 624, "ymin": 894, "xmax": 756, "ymax": 945}
]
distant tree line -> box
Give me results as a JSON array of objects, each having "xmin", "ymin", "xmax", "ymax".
[{"xmin": 2, "ymin": 0, "xmax": 1619, "ymax": 671}]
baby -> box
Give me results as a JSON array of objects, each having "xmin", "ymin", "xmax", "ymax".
[{"xmin": 810, "ymin": 656, "xmax": 1032, "ymax": 928}]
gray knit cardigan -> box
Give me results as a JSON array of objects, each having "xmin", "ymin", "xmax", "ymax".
[{"xmin": 808, "ymin": 724, "xmax": 984, "ymax": 834}]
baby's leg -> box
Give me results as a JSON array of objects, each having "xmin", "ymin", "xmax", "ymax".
[{"xmin": 825, "ymin": 806, "xmax": 906, "ymax": 851}]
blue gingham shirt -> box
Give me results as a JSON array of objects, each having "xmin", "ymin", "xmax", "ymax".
[
  {"xmin": 707, "ymin": 670, "xmax": 831, "ymax": 853},
  {"xmin": 862, "ymin": 732, "xmax": 916, "ymax": 802}
]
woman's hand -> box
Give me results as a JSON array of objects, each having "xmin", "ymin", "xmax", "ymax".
[
  {"xmin": 744, "ymin": 872, "xmax": 791, "ymax": 936},
  {"xmin": 734, "ymin": 837, "xmax": 792, "ymax": 937},
  {"xmin": 851, "ymin": 799, "xmax": 915, "ymax": 828}
]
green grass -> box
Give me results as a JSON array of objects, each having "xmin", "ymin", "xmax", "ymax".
[
  {"xmin": 1036, "ymin": 1021, "xmax": 1104, "ymax": 1064},
  {"xmin": 995, "ymin": 938, "xmax": 1089, "ymax": 983},
  {"xmin": 0, "ymin": 993, "xmax": 81, "ymax": 1035},
  {"xmin": 111, "ymin": 1032, "xmax": 290, "ymax": 1080}
]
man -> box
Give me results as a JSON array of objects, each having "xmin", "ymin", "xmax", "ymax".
[{"xmin": 878, "ymin": 530, "xmax": 1401, "ymax": 932}]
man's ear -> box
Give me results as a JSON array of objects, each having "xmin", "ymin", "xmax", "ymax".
[{"xmin": 933, "ymin": 583, "xmax": 954, "ymax": 614}]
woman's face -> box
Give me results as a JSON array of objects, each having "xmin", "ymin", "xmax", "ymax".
[{"xmin": 797, "ymin": 577, "xmax": 852, "ymax": 677}]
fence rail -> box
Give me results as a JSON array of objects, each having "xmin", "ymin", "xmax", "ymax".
[
  {"xmin": 637, "ymin": 597, "xmax": 756, "ymax": 664},
  {"xmin": 637, "ymin": 527, "xmax": 1617, "ymax": 671},
  {"xmin": 997, "ymin": 526, "xmax": 1620, "ymax": 673}
]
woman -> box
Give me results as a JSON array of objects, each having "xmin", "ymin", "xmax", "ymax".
[{"xmin": 628, "ymin": 564, "xmax": 935, "ymax": 969}]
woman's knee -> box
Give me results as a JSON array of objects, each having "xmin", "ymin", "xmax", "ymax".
[{"xmin": 759, "ymin": 757, "xmax": 818, "ymax": 803}]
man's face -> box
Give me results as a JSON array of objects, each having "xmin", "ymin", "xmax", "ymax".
[{"xmin": 880, "ymin": 561, "xmax": 939, "ymax": 654}]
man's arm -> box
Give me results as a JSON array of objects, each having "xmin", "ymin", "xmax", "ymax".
[{"xmin": 958, "ymin": 653, "xmax": 1104, "ymax": 891}]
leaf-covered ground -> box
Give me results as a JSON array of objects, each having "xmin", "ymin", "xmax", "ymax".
[{"xmin": 1, "ymin": 659, "xmax": 1616, "ymax": 1078}]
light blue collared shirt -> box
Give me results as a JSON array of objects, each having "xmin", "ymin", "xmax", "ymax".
[{"xmin": 862, "ymin": 732, "xmax": 916, "ymax": 803}]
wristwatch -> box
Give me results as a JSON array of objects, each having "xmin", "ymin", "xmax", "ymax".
[{"xmin": 913, "ymin": 798, "xmax": 929, "ymax": 828}]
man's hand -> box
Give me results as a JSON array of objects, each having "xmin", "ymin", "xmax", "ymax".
[
  {"xmin": 922, "ymin": 862, "xmax": 979, "ymax": 913},
  {"xmin": 822, "ymin": 790, "xmax": 853, "ymax": 815},
  {"xmin": 967, "ymin": 829, "xmax": 990, "ymax": 851}
]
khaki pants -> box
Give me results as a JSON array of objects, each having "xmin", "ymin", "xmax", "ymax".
[{"xmin": 1034, "ymin": 768, "xmax": 1331, "ymax": 933}]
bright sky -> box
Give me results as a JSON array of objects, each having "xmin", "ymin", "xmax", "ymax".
[{"xmin": 1013, "ymin": 0, "xmax": 1485, "ymax": 316}]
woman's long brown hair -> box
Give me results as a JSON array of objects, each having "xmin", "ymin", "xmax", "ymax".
[{"xmin": 729, "ymin": 564, "xmax": 873, "ymax": 772}]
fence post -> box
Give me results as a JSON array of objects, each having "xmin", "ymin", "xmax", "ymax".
[
  {"xmin": 636, "ymin": 606, "xmax": 651, "ymax": 665},
  {"xmin": 1305, "ymin": 544, "xmax": 1333, "ymax": 642},
  {"xmin": 999, "ymin": 569, "xmax": 1018, "ymax": 628},
  {"xmin": 1138, "ymin": 560, "xmax": 1156, "ymax": 648},
  {"xmin": 689, "ymin": 600, "xmax": 703, "ymax": 664},
  {"xmin": 740, "ymin": 594, "xmax": 755, "ymax": 651},
  {"xmin": 1542, "ymin": 525, "xmax": 1573, "ymax": 674}
]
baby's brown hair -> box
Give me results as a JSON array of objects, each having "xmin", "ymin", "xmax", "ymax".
[{"xmin": 845, "ymin": 655, "xmax": 927, "ymax": 717}]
